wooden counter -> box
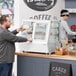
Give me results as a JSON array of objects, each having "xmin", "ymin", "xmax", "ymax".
[
  {"xmin": 16, "ymin": 52, "xmax": 76, "ymax": 61},
  {"xmin": 16, "ymin": 52, "xmax": 76, "ymax": 76}
]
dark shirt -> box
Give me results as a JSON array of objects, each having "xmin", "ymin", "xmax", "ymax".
[{"xmin": 0, "ymin": 27, "xmax": 27, "ymax": 63}]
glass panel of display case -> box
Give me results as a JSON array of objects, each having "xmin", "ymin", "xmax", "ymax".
[
  {"xmin": 20, "ymin": 20, "xmax": 34, "ymax": 38},
  {"xmin": 34, "ymin": 23, "xmax": 46, "ymax": 40},
  {"xmin": 32, "ymin": 20, "xmax": 50, "ymax": 43},
  {"xmin": 49, "ymin": 20, "xmax": 59, "ymax": 42},
  {"xmin": 16, "ymin": 20, "xmax": 51, "ymax": 53}
]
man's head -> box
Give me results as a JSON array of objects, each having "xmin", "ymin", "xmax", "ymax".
[
  {"xmin": 0, "ymin": 15, "xmax": 12, "ymax": 29},
  {"xmin": 60, "ymin": 9, "xmax": 69, "ymax": 20}
]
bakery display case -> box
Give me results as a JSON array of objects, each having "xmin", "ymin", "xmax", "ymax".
[
  {"xmin": 15, "ymin": 19, "xmax": 60, "ymax": 54},
  {"xmin": 16, "ymin": 20, "xmax": 50, "ymax": 53}
]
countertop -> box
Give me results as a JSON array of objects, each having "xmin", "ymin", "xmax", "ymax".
[{"xmin": 16, "ymin": 52, "xmax": 76, "ymax": 61}]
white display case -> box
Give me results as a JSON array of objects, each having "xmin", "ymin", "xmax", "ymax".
[
  {"xmin": 15, "ymin": 19, "xmax": 60, "ymax": 53},
  {"xmin": 16, "ymin": 20, "xmax": 50, "ymax": 53}
]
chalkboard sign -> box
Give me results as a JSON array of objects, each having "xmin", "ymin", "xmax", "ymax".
[{"xmin": 49, "ymin": 62, "xmax": 72, "ymax": 76}]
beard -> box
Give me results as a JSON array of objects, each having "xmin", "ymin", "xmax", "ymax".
[{"xmin": 6, "ymin": 25, "xmax": 10, "ymax": 29}]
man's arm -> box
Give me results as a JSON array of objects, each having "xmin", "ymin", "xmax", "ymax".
[
  {"xmin": 11, "ymin": 26, "xmax": 27, "ymax": 35},
  {"xmin": 2, "ymin": 30, "xmax": 28, "ymax": 42},
  {"xmin": 11, "ymin": 30, "xmax": 18, "ymax": 35}
]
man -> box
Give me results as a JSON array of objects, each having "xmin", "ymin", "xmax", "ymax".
[
  {"xmin": 0, "ymin": 15, "xmax": 32, "ymax": 76},
  {"xmin": 59, "ymin": 9, "xmax": 76, "ymax": 47}
]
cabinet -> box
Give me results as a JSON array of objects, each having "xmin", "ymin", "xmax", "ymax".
[
  {"xmin": 65, "ymin": 0, "xmax": 76, "ymax": 9},
  {"xmin": 65, "ymin": 0, "xmax": 76, "ymax": 26},
  {"xmin": 65, "ymin": 0, "xmax": 76, "ymax": 13},
  {"xmin": 17, "ymin": 54, "xmax": 76, "ymax": 76}
]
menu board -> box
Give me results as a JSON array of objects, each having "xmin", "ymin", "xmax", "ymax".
[{"xmin": 49, "ymin": 62, "xmax": 72, "ymax": 76}]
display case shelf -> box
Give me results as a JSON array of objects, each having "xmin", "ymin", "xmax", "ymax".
[{"xmin": 66, "ymin": 8, "xmax": 76, "ymax": 13}]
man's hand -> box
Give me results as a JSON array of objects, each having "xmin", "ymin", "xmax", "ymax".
[
  {"xmin": 27, "ymin": 31, "xmax": 32, "ymax": 34},
  {"xmin": 17, "ymin": 26, "xmax": 29, "ymax": 32},
  {"xmin": 22, "ymin": 25, "xmax": 29, "ymax": 30},
  {"xmin": 27, "ymin": 38, "xmax": 32, "ymax": 42}
]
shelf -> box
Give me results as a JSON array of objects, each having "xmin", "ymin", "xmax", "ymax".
[{"xmin": 66, "ymin": 8, "xmax": 76, "ymax": 13}]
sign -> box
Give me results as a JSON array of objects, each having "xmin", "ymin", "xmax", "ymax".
[
  {"xmin": 23, "ymin": 0, "xmax": 57, "ymax": 11},
  {"xmin": 14, "ymin": 0, "xmax": 65, "ymax": 26},
  {"xmin": 49, "ymin": 62, "xmax": 72, "ymax": 76}
]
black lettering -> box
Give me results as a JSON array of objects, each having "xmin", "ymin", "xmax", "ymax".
[
  {"xmin": 39, "ymin": 14, "xmax": 42, "ymax": 20},
  {"xmin": 34, "ymin": 16, "xmax": 38, "ymax": 19},
  {"xmin": 42, "ymin": 14, "xmax": 45, "ymax": 20}
]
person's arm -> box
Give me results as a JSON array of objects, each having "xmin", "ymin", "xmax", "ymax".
[
  {"xmin": 11, "ymin": 26, "xmax": 29, "ymax": 35},
  {"xmin": 11, "ymin": 30, "xmax": 18, "ymax": 35},
  {"xmin": 62, "ymin": 22, "xmax": 76, "ymax": 35},
  {"xmin": 2, "ymin": 30, "xmax": 28, "ymax": 42}
]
